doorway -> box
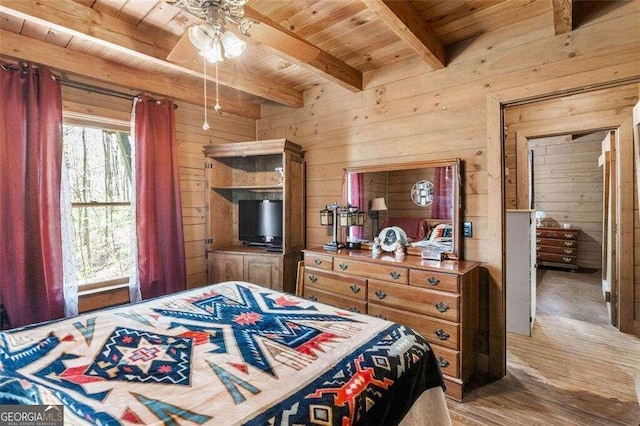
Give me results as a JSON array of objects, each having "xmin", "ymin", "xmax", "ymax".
[
  {"xmin": 503, "ymin": 83, "xmax": 638, "ymax": 334},
  {"xmin": 499, "ymin": 83, "xmax": 640, "ymax": 418}
]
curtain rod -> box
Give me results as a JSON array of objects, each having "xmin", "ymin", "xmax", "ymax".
[
  {"xmin": 1, "ymin": 62, "xmax": 177, "ymax": 109},
  {"xmin": 58, "ymin": 78, "xmax": 178, "ymax": 110}
]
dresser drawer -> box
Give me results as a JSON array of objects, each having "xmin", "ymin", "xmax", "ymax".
[
  {"xmin": 432, "ymin": 345, "xmax": 460, "ymax": 379},
  {"xmin": 368, "ymin": 279, "xmax": 460, "ymax": 322},
  {"xmin": 303, "ymin": 287, "xmax": 367, "ymax": 314},
  {"xmin": 536, "ymin": 237, "xmax": 578, "ymax": 248},
  {"xmin": 537, "ymin": 245, "xmax": 576, "ymax": 256},
  {"xmin": 333, "ymin": 259, "xmax": 408, "ymax": 284},
  {"xmin": 410, "ymin": 269, "xmax": 459, "ymax": 293},
  {"xmin": 304, "ymin": 269, "xmax": 366, "ymax": 301},
  {"xmin": 368, "ymin": 303, "xmax": 459, "ymax": 350},
  {"xmin": 304, "ymin": 253, "xmax": 333, "ymax": 271},
  {"xmin": 537, "ymin": 252, "xmax": 576, "ymax": 264},
  {"xmin": 536, "ymin": 228, "xmax": 579, "ymax": 240}
]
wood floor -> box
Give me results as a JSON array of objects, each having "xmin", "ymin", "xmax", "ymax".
[{"xmin": 447, "ymin": 268, "xmax": 640, "ymax": 425}]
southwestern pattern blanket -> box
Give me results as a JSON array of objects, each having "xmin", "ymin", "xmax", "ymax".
[{"xmin": 0, "ymin": 281, "xmax": 444, "ymax": 425}]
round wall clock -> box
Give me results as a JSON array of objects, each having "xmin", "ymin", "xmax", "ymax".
[{"xmin": 378, "ymin": 226, "xmax": 408, "ymax": 252}]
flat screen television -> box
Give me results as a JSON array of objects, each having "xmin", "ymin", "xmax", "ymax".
[{"xmin": 238, "ymin": 200, "xmax": 283, "ymax": 246}]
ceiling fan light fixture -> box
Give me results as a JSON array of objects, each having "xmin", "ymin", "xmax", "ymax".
[
  {"xmin": 188, "ymin": 23, "xmax": 215, "ymax": 53},
  {"xmin": 203, "ymin": 40, "xmax": 224, "ymax": 63},
  {"xmin": 174, "ymin": 0, "xmax": 257, "ymax": 119},
  {"xmin": 220, "ymin": 31, "xmax": 245, "ymax": 58}
]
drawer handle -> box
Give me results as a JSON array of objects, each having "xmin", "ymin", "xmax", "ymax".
[
  {"xmin": 434, "ymin": 302, "xmax": 449, "ymax": 313},
  {"xmin": 562, "ymin": 257, "xmax": 573, "ymax": 263},
  {"xmin": 563, "ymin": 248, "xmax": 573, "ymax": 254},
  {"xmin": 427, "ymin": 277, "xmax": 440, "ymax": 286},
  {"xmin": 563, "ymin": 233, "xmax": 574, "ymax": 238},
  {"xmin": 389, "ymin": 271, "xmax": 401, "ymax": 280},
  {"xmin": 308, "ymin": 295, "xmax": 318, "ymax": 302},
  {"xmin": 309, "ymin": 274, "xmax": 318, "ymax": 283},
  {"xmin": 536, "ymin": 231, "xmax": 541, "ymax": 236},
  {"xmin": 563, "ymin": 241, "xmax": 574, "ymax": 247},
  {"xmin": 536, "ymin": 238, "xmax": 541, "ymax": 244},
  {"xmin": 348, "ymin": 307, "xmax": 360, "ymax": 313},
  {"xmin": 314, "ymin": 258, "xmax": 323, "ymax": 266},
  {"xmin": 375, "ymin": 313, "xmax": 387, "ymax": 320},
  {"xmin": 434, "ymin": 329, "xmax": 450, "ymax": 341},
  {"xmin": 338, "ymin": 263, "xmax": 348, "ymax": 270},
  {"xmin": 374, "ymin": 290, "xmax": 387, "ymax": 300},
  {"xmin": 437, "ymin": 357, "xmax": 449, "ymax": 368},
  {"xmin": 350, "ymin": 284, "xmax": 361, "ymax": 294}
]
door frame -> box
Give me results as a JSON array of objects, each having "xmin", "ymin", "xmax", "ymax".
[{"xmin": 486, "ymin": 78, "xmax": 639, "ymax": 378}]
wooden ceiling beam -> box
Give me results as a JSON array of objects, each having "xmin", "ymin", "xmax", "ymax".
[
  {"xmin": 552, "ymin": 0, "xmax": 573, "ymax": 35},
  {"xmin": 0, "ymin": 0, "xmax": 302, "ymax": 107},
  {"xmin": 243, "ymin": 7, "xmax": 363, "ymax": 92},
  {"xmin": 0, "ymin": 29, "xmax": 260, "ymax": 119},
  {"xmin": 361, "ymin": 0, "xmax": 445, "ymax": 70}
]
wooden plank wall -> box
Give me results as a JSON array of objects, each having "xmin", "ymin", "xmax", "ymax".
[
  {"xmin": 387, "ymin": 168, "xmax": 435, "ymax": 219},
  {"xmin": 61, "ymin": 85, "xmax": 256, "ymax": 291},
  {"xmin": 528, "ymin": 132, "xmax": 606, "ymax": 269},
  {"xmin": 258, "ymin": 2, "xmax": 640, "ymax": 362},
  {"xmin": 175, "ymin": 102, "xmax": 256, "ymax": 288}
]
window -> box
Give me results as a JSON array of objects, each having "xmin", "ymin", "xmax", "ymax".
[{"xmin": 62, "ymin": 124, "xmax": 132, "ymax": 288}]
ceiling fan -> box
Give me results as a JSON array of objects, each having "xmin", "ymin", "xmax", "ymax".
[
  {"xmin": 168, "ymin": 0, "xmax": 258, "ymax": 63},
  {"xmin": 167, "ymin": 0, "xmax": 258, "ymax": 122}
]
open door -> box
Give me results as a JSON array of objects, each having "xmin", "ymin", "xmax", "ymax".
[{"xmin": 599, "ymin": 131, "xmax": 617, "ymax": 325}]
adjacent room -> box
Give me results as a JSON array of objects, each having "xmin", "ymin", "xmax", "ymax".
[{"xmin": 1, "ymin": 1, "xmax": 639, "ymax": 424}]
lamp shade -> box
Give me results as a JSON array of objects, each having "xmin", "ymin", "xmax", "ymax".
[
  {"xmin": 221, "ymin": 31, "xmax": 246, "ymax": 58},
  {"xmin": 203, "ymin": 41, "xmax": 224, "ymax": 63},
  {"xmin": 320, "ymin": 207, "xmax": 332, "ymax": 226},
  {"xmin": 370, "ymin": 197, "xmax": 387, "ymax": 211},
  {"xmin": 351, "ymin": 210, "xmax": 365, "ymax": 226},
  {"xmin": 338, "ymin": 210, "xmax": 350, "ymax": 227},
  {"xmin": 189, "ymin": 23, "xmax": 216, "ymax": 52}
]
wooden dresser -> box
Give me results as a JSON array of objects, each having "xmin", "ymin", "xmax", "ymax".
[
  {"xmin": 536, "ymin": 226, "xmax": 580, "ymax": 272},
  {"xmin": 301, "ymin": 248, "xmax": 480, "ymax": 402}
]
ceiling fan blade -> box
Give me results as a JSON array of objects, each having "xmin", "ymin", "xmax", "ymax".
[{"xmin": 167, "ymin": 31, "xmax": 200, "ymax": 64}]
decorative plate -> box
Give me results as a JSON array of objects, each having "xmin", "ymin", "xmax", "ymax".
[{"xmin": 378, "ymin": 226, "xmax": 408, "ymax": 252}]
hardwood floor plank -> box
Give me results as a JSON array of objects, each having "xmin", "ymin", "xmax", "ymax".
[{"xmin": 446, "ymin": 269, "xmax": 640, "ymax": 424}]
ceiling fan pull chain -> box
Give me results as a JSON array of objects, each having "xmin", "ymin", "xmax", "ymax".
[
  {"xmin": 202, "ymin": 58, "xmax": 210, "ymax": 130},
  {"xmin": 214, "ymin": 59, "xmax": 221, "ymax": 113}
]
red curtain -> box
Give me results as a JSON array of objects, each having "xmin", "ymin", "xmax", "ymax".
[
  {"xmin": 0, "ymin": 64, "xmax": 64, "ymax": 328},
  {"xmin": 432, "ymin": 166, "xmax": 453, "ymax": 220},
  {"xmin": 349, "ymin": 173, "xmax": 365, "ymax": 239},
  {"xmin": 134, "ymin": 95, "xmax": 186, "ymax": 299}
]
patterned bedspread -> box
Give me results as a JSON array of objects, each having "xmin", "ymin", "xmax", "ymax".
[{"xmin": 0, "ymin": 281, "xmax": 444, "ymax": 425}]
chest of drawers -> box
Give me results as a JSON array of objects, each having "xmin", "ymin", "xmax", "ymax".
[
  {"xmin": 300, "ymin": 248, "xmax": 480, "ymax": 401},
  {"xmin": 536, "ymin": 227, "xmax": 580, "ymax": 271}
]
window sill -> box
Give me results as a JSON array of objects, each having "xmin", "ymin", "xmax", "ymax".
[{"xmin": 78, "ymin": 282, "xmax": 130, "ymax": 313}]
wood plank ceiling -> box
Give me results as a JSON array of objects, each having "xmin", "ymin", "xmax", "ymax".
[{"xmin": 0, "ymin": 0, "xmax": 574, "ymax": 119}]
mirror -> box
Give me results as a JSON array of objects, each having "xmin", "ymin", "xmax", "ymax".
[{"xmin": 343, "ymin": 159, "xmax": 462, "ymax": 260}]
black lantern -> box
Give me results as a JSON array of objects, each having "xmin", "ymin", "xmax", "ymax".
[
  {"xmin": 319, "ymin": 206, "xmax": 333, "ymax": 226},
  {"xmin": 319, "ymin": 203, "xmax": 365, "ymax": 251}
]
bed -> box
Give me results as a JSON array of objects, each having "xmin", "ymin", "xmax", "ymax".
[{"xmin": 0, "ymin": 281, "xmax": 450, "ymax": 425}]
